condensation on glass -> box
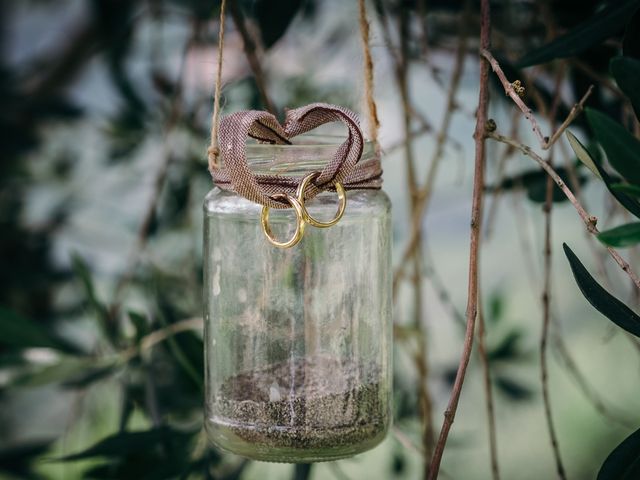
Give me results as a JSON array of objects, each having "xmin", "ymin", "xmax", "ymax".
[{"xmin": 203, "ymin": 137, "xmax": 392, "ymax": 463}]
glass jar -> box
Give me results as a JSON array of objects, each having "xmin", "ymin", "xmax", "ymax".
[{"xmin": 203, "ymin": 137, "xmax": 392, "ymax": 463}]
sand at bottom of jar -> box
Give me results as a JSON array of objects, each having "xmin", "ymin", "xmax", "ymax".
[{"xmin": 213, "ymin": 355, "xmax": 388, "ymax": 450}]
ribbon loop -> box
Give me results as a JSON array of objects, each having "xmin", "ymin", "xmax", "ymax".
[{"xmin": 210, "ymin": 103, "xmax": 382, "ymax": 209}]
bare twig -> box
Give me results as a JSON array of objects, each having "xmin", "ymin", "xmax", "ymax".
[
  {"xmin": 481, "ymin": 49, "xmax": 593, "ymax": 150},
  {"xmin": 427, "ymin": 0, "xmax": 491, "ymax": 477},
  {"xmin": 227, "ymin": 0, "xmax": 276, "ymax": 115},
  {"xmin": 538, "ymin": 70, "xmax": 569, "ymax": 480},
  {"xmin": 487, "ymin": 131, "xmax": 640, "ymax": 292},
  {"xmin": 552, "ymin": 330, "xmax": 633, "ymax": 428},
  {"xmin": 477, "ymin": 296, "xmax": 500, "ymax": 480},
  {"xmin": 483, "ymin": 108, "xmax": 519, "ymax": 239},
  {"xmin": 541, "ymin": 147, "xmax": 568, "ymax": 479},
  {"xmin": 393, "ymin": 4, "xmax": 469, "ymax": 293},
  {"xmin": 121, "ymin": 317, "xmax": 204, "ymax": 361}
]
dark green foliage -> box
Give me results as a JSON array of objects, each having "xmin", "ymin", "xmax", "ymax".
[
  {"xmin": 611, "ymin": 184, "xmax": 640, "ymax": 198},
  {"xmin": 597, "ymin": 427, "xmax": 640, "ymax": 480},
  {"xmin": 563, "ymin": 244, "xmax": 640, "ymax": 338},
  {"xmin": 586, "ymin": 108, "xmax": 640, "ymax": 186},
  {"xmin": 58, "ymin": 427, "xmax": 197, "ymax": 480},
  {"xmin": 567, "ymin": 131, "xmax": 640, "ymax": 219},
  {"xmin": 0, "ymin": 440, "xmax": 53, "ymax": 480},
  {"xmin": 58, "ymin": 427, "xmax": 194, "ymax": 461},
  {"xmin": 611, "ymin": 57, "xmax": 640, "ymax": 119},
  {"xmin": 597, "ymin": 222, "xmax": 640, "ymax": 248},
  {"xmin": 516, "ymin": 0, "xmax": 640, "ymax": 67},
  {"xmin": 252, "ymin": 0, "xmax": 305, "ymax": 48},
  {"xmin": 71, "ymin": 254, "xmax": 115, "ymax": 342},
  {"xmin": 623, "ymin": 7, "xmax": 640, "ymax": 59},
  {"xmin": 0, "ymin": 307, "xmax": 73, "ymax": 352}
]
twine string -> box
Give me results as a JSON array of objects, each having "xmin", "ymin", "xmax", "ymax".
[
  {"xmin": 206, "ymin": 0, "xmax": 382, "ymax": 208},
  {"xmin": 207, "ymin": 0, "xmax": 227, "ymax": 171}
]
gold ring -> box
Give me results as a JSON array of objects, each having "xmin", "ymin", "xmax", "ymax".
[
  {"xmin": 295, "ymin": 171, "xmax": 347, "ymax": 228},
  {"xmin": 261, "ymin": 193, "xmax": 306, "ymax": 248}
]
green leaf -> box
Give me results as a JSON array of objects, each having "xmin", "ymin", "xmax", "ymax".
[
  {"xmin": 566, "ymin": 131, "xmax": 640, "ymax": 217},
  {"xmin": 586, "ymin": 108, "xmax": 640, "ymax": 185},
  {"xmin": 516, "ymin": 0, "xmax": 640, "ymax": 67},
  {"xmin": 71, "ymin": 253, "xmax": 114, "ymax": 342},
  {"xmin": 597, "ymin": 222, "xmax": 640, "ymax": 247},
  {"xmin": 598, "ymin": 426, "xmax": 640, "ymax": 480},
  {"xmin": 563, "ymin": 243, "xmax": 640, "ymax": 338},
  {"xmin": 599, "ymin": 166, "xmax": 640, "ymax": 219},
  {"xmin": 57, "ymin": 427, "xmax": 194, "ymax": 461},
  {"xmin": 566, "ymin": 131, "xmax": 602, "ymax": 179},
  {"xmin": 611, "ymin": 57, "xmax": 640, "ymax": 119},
  {"xmin": 612, "ymin": 183, "xmax": 640, "ymax": 198},
  {"xmin": 0, "ymin": 306, "xmax": 70, "ymax": 351}
]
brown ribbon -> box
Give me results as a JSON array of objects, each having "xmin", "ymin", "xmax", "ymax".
[{"xmin": 209, "ymin": 103, "xmax": 383, "ymax": 209}]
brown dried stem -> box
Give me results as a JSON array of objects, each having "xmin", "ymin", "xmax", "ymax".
[
  {"xmin": 541, "ymin": 155, "xmax": 568, "ymax": 479},
  {"xmin": 487, "ymin": 131, "xmax": 640, "ymax": 292},
  {"xmin": 227, "ymin": 0, "xmax": 276, "ymax": 116},
  {"xmin": 393, "ymin": 4, "xmax": 469, "ymax": 293},
  {"xmin": 427, "ymin": 0, "xmax": 491, "ymax": 477}
]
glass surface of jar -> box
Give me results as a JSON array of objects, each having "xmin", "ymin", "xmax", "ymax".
[{"xmin": 203, "ymin": 136, "xmax": 392, "ymax": 463}]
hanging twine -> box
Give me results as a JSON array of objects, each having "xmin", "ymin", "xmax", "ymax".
[
  {"xmin": 358, "ymin": 0, "xmax": 380, "ymax": 144},
  {"xmin": 207, "ymin": 0, "xmax": 227, "ymax": 170},
  {"xmin": 206, "ymin": 0, "xmax": 382, "ymax": 209}
]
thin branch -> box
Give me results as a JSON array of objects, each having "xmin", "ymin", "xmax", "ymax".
[
  {"xmin": 477, "ymin": 298, "xmax": 500, "ymax": 480},
  {"xmin": 227, "ymin": 0, "xmax": 276, "ymax": 115},
  {"xmin": 487, "ymin": 131, "xmax": 640, "ymax": 292},
  {"xmin": 552, "ymin": 330, "xmax": 633, "ymax": 428},
  {"xmin": 393, "ymin": 4, "xmax": 469, "ymax": 293},
  {"xmin": 541, "ymin": 149, "xmax": 568, "ymax": 479},
  {"xmin": 121, "ymin": 317, "xmax": 203, "ymax": 362},
  {"xmin": 481, "ymin": 49, "xmax": 593, "ymax": 150},
  {"xmin": 427, "ymin": 0, "xmax": 491, "ymax": 477}
]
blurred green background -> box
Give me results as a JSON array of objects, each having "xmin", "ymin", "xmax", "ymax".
[{"xmin": 1, "ymin": 0, "xmax": 639, "ymax": 479}]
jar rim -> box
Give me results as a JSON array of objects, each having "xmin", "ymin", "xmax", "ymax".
[{"xmin": 242, "ymin": 134, "xmax": 376, "ymax": 175}]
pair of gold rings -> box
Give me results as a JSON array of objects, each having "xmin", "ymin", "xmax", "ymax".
[{"xmin": 260, "ymin": 171, "xmax": 347, "ymax": 248}]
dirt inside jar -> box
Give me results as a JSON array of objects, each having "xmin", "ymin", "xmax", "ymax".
[{"xmin": 213, "ymin": 355, "xmax": 388, "ymax": 450}]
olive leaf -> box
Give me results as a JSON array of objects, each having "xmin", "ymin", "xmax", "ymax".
[
  {"xmin": 598, "ymin": 426, "xmax": 640, "ymax": 480},
  {"xmin": 611, "ymin": 56, "xmax": 640, "ymax": 119},
  {"xmin": 597, "ymin": 222, "xmax": 640, "ymax": 247},
  {"xmin": 566, "ymin": 131, "xmax": 601, "ymax": 179},
  {"xmin": 612, "ymin": 183, "xmax": 640, "ymax": 198},
  {"xmin": 563, "ymin": 243, "xmax": 640, "ymax": 338},
  {"xmin": 586, "ymin": 108, "xmax": 640, "ymax": 186},
  {"xmin": 565, "ymin": 131, "xmax": 640, "ymax": 219},
  {"xmin": 516, "ymin": 0, "xmax": 640, "ymax": 67}
]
